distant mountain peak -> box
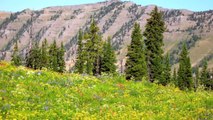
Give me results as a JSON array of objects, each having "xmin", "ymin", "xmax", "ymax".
[{"xmin": 107, "ymin": 0, "xmax": 121, "ymax": 2}]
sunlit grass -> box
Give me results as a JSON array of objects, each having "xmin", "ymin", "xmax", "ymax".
[{"xmin": 0, "ymin": 61, "xmax": 212, "ymax": 119}]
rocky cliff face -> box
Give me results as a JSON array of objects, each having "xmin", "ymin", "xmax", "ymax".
[{"xmin": 0, "ymin": 0, "xmax": 213, "ymax": 70}]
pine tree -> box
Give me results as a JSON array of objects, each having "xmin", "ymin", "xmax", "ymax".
[
  {"xmin": 75, "ymin": 30, "xmax": 85, "ymax": 74},
  {"xmin": 84, "ymin": 18, "xmax": 102, "ymax": 75},
  {"xmin": 143, "ymin": 6, "xmax": 165, "ymax": 82},
  {"xmin": 173, "ymin": 68, "xmax": 177, "ymax": 86},
  {"xmin": 25, "ymin": 41, "xmax": 41, "ymax": 70},
  {"xmin": 25, "ymin": 47, "xmax": 33, "ymax": 68},
  {"xmin": 160, "ymin": 53, "xmax": 171, "ymax": 86},
  {"xmin": 200, "ymin": 60, "xmax": 208, "ymax": 88},
  {"xmin": 84, "ymin": 33, "xmax": 93, "ymax": 75},
  {"xmin": 32, "ymin": 42, "xmax": 41, "ymax": 70},
  {"xmin": 194, "ymin": 67, "xmax": 200, "ymax": 90},
  {"xmin": 49, "ymin": 40, "xmax": 58, "ymax": 71},
  {"xmin": 125, "ymin": 23, "xmax": 147, "ymax": 81},
  {"xmin": 57, "ymin": 42, "xmax": 65, "ymax": 73},
  {"xmin": 101, "ymin": 36, "xmax": 116, "ymax": 74},
  {"xmin": 11, "ymin": 41, "xmax": 21, "ymax": 66},
  {"xmin": 41, "ymin": 39, "xmax": 49, "ymax": 69},
  {"xmin": 177, "ymin": 43, "xmax": 193, "ymax": 90}
]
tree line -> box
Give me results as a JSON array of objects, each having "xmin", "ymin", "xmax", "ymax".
[
  {"xmin": 74, "ymin": 7, "xmax": 212, "ymax": 90},
  {"xmin": 11, "ymin": 6, "xmax": 212, "ymax": 90},
  {"xmin": 11, "ymin": 39, "xmax": 65, "ymax": 73},
  {"xmin": 75, "ymin": 19, "xmax": 116, "ymax": 75}
]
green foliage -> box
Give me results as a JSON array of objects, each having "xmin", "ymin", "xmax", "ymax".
[
  {"xmin": 75, "ymin": 30, "xmax": 85, "ymax": 74},
  {"xmin": 25, "ymin": 48, "xmax": 33, "ymax": 68},
  {"xmin": 0, "ymin": 62, "xmax": 212, "ymax": 119},
  {"xmin": 125, "ymin": 23, "xmax": 147, "ymax": 81},
  {"xmin": 200, "ymin": 61, "xmax": 208, "ymax": 87},
  {"xmin": 25, "ymin": 40, "xmax": 65, "ymax": 73},
  {"xmin": 84, "ymin": 18, "xmax": 103, "ymax": 75},
  {"xmin": 57, "ymin": 42, "xmax": 65, "ymax": 73},
  {"xmin": 40, "ymin": 39, "xmax": 49, "ymax": 69},
  {"xmin": 177, "ymin": 43, "xmax": 193, "ymax": 90},
  {"xmin": 200, "ymin": 61, "xmax": 213, "ymax": 90},
  {"xmin": 194, "ymin": 67, "xmax": 200, "ymax": 91},
  {"xmin": 143, "ymin": 6, "xmax": 165, "ymax": 82},
  {"xmin": 11, "ymin": 42, "xmax": 21, "ymax": 66},
  {"xmin": 160, "ymin": 54, "xmax": 171, "ymax": 86},
  {"xmin": 101, "ymin": 37, "xmax": 116, "ymax": 74},
  {"xmin": 173, "ymin": 68, "xmax": 177, "ymax": 86},
  {"xmin": 170, "ymin": 35, "xmax": 201, "ymax": 65},
  {"xmin": 49, "ymin": 40, "xmax": 58, "ymax": 71},
  {"xmin": 33, "ymin": 42, "xmax": 42, "ymax": 70},
  {"xmin": 25, "ymin": 41, "xmax": 41, "ymax": 70}
]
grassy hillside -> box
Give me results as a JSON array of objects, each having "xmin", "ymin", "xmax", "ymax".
[{"xmin": 0, "ymin": 61, "xmax": 212, "ymax": 119}]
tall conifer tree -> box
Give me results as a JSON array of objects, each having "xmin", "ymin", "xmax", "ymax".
[
  {"xmin": 57, "ymin": 42, "xmax": 65, "ymax": 73},
  {"xmin": 25, "ymin": 46, "xmax": 33, "ymax": 68},
  {"xmin": 32, "ymin": 42, "xmax": 41, "ymax": 70},
  {"xmin": 75, "ymin": 30, "xmax": 85, "ymax": 74},
  {"xmin": 125, "ymin": 23, "xmax": 147, "ymax": 81},
  {"xmin": 143, "ymin": 6, "xmax": 165, "ymax": 82},
  {"xmin": 101, "ymin": 37, "xmax": 116, "ymax": 74},
  {"xmin": 41, "ymin": 39, "xmax": 49, "ymax": 69},
  {"xmin": 11, "ymin": 41, "xmax": 21, "ymax": 66},
  {"xmin": 25, "ymin": 41, "xmax": 41, "ymax": 70},
  {"xmin": 194, "ymin": 67, "xmax": 200, "ymax": 90},
  {"xmin": 49, "ymin": 40, "xmax": 58, "ymax": 71},
  {"xmin": 200, "ymin": 60, "xmax": 208, "ymax": 88},
  {"xmin": 177, "ymin": 43, "xmax": 193, "ymax": 90},
  {"xmin": 173, "ymin": 68, "xmax": 177, "ymax": 86},
  {"xmin": 160, "ymin": 54, "xmax": 171, "ymax": 85},
  {"xmin": 84, "ymin": 18, "xmax": 102, "ymax": 75}
]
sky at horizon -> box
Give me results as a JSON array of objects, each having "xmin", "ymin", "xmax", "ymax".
[{"xmin": 0, "ymin": 0, "xmax": 212, "ymax": 12}]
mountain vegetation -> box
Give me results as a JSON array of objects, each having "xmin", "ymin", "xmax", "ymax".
[
  {"xmin": 25, "ymin": 40, "xmax": 65, "ymax": 72},
  {"xmin": 177, "ymin": 43, "xmax": 193, "ymax": 90},
  {"xmin": 3, "ymin": 6, "xmax": 213, "ymax": 91},
  {"xmin": 11, "ymin": 41, "xmax": 21, "ymax": 66},
  {"xmin": 144, "ymin": 7, "xmax": 165, "ymax": 82},
  {"xmin": 0, "ymin": 1, "xmax": 213, "ymax": 119},
  {"xmin": 101, "ymin": 37, "xmax": 117, "ymax": 74},
  {"xmin": 125, "ymin": 23, "xmax": 147, "ymax": 81},
  {"xmin": 0, "ymin": 62, "xmax": 212, "ymax": 119},
  {"xmin": 0, "ymin": 0, "xmax": 213, "ymax": 70},
  {"xmin": 75, "ymin": 30, "xmax": 84, "ymax": 74}
]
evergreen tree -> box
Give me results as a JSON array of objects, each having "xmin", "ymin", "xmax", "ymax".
[
  {"xmin": 194, "ymin": 67, "xmax": 200, "ymax": 90},
  {"xmin": 75, "ymin": 30, "xmax": 85, "ymax": 74},
  {"xmin": 25, "ymin": 41, "xmax": 41, "ymax": 70},
  {"xmin": 11, "ymin": 41, "xmax": 22, "ymax": 66},
  {"xmin": 143, "ymin": 6, "xmax": 165, "ymax": 82},
  {"xmin": 49, "ymin": 40, "xmax": 58, "ymax": 71},
  {"xmin": 160, "ymin": 53, "xmax": 171, "ymax": 86},
  {"xmin": 177, "ymin": 43, "xmax": 193, "ymax": 90},
  {"xmin": 173, "ymin": 68, "xmax": 177, "ymax": 86},
  {"xmin": 33, "ymin": 42, "xmax": 41, "ymax": 70},
  {"xmin": 125, "ymin": 23, "xmax": 147, "ymax": 81},
  {"xmin": 200, "ymin": 60, "xmax": 208, "ymax": 88},
  {"xmin": 32, "ymin": 42, "xmax": 41, "ymax": 70},
  {"xmin": 57, "ymin": 42, "xmax": 65, "ymax": 73},
  {"xmin": 25, "ymin": 47, "xmax": 33, "ymax": 68},
  {"xmin": 84, "ymin": 33, "xmax": 92, "ymax": 74},
  {"xmin": 206, "ymin": 70, "xmax": 213, "ymax": 90},
  {"xmin": 101, "ymin": 36, "xmax": 116, "ymax": 74},
  {"xmin": 84, "ymin": 18, "xmax": 102, "ymax": 75},
  {"xmin": 41, "ymin": 39, "xmax": 49, "ymax": 69}
]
